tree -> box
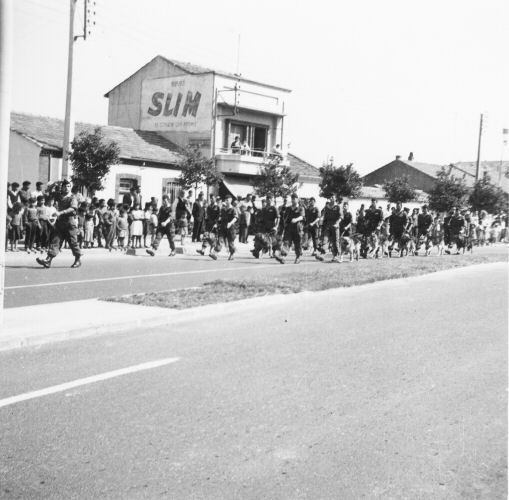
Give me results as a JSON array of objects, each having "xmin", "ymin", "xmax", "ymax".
[
  {"xmin": 469, "ymin": 173, "xmax": 509, "ymax": 213},
  {"xmin": 252, "ymin": 157, "xmax": 299, "ymax": 198},
  {"xmin": 318, "ymin": 162, "xmax": 362, "ymax": 199},
  {"xmin": 69, "ymin": 127, "xmax": 120, "ymax": 196},
  {"xmin": 178, "ymin": 145, "xmax": 223, "ymax": 196},
  {"xmin": 428, "ymin": 166, "xmax": 470, "ymax": 213},
  {"xmin": 383, "ymin": 175, "xmax": 417, "ymax": 203}
]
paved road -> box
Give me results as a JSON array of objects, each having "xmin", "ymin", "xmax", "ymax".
[
  {"xmin": 0, "ymin": 264, "xmax": 506, "ymax": 498},
  {"xmin": 4, "ymin": 248, "xmax": 318, "ymax": 308},
  {"xmin": 4, "ymin": 245, "xmax": 506, "ymax": 308}
]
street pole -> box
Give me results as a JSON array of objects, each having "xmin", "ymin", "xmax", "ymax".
[
  {"xmin": 475, "ymin": 113, "xmax": 484, "ymax": 181},
  {"xmin": 0, "ymin": 0, "xmax": 13, "ymax": 324},
  {"xmin": 61, "ymin": 0, "xmax": 78, "ymax": 180}
]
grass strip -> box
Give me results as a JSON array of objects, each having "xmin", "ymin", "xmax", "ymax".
[{"xmin": 104, "ymin": 250, "xmax": 507, "ymax": 310}]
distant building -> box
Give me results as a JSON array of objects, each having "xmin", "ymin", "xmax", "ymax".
[
  {"xmin": 362, "ymin": 154, "xmax": 509, "ymax": 194},
  {"xmin": 362, "ymin": 155, "xmax": 442, "ymax": 193}
]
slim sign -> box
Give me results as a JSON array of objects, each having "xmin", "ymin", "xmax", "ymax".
[{"xmin": 140, "ymin": 75, "xmax": 212, "ymax": 132}]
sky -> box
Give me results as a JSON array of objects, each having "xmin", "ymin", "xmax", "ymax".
[{"xmin": 11, "ymin": 0, "xmax": 509, "ymax": 174}]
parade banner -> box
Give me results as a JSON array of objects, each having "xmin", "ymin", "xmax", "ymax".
[{"xmin": 140, "ymin": 74, "xmax": 213, "ymax": 132}]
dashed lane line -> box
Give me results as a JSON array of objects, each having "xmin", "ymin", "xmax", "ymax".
[
  {"xmin": 0, "ymin": 358, "xmax": 180, "ymax": 409},
  {"xmin": 5, "ymin": 264, "xmax": 280, "ymax": 290}
]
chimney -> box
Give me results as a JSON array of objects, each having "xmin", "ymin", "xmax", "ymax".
[
  {"xmin": 408, "ymin": 152, "xmax": 414, "ymax": 161},
  {"xmin": 395, "ymin": 155, "xmax": 401, "ymax": 161}
]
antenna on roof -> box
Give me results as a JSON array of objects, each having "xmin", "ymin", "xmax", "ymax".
[{"xmin": 235, "ymin": 33, "xmax": 241, "ymax": 77}]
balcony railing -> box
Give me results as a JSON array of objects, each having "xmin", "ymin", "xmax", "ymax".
[{"xmin": 215, "ymin": 147, "xmax": 289, "ymax": 175}]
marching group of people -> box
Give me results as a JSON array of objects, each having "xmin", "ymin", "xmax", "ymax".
[{"xmin": 5, "ymin": 178, "xmax": 507, "ymax": 269}]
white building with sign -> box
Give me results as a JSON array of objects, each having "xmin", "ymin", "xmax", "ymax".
[
  {"xmin": 104, "ymin": 56, "xmax": 315, "ymax": 199},
  {"xmin": 8, "ymin": 56, "xmax": 321, "ymax": 204}
]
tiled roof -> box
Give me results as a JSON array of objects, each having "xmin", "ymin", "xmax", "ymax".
[
  {"xmin": 288, "ymin": 153, "xmax": 320, "ymax": 179},
  {"xmin": 104, "ymin": 55, "xmax": 291, "ymax": 97},
  {"xmin": 399, "ymin": 160, "xmax": 444, "ymax": 178},
  {"xmin": 10, "ymin": 112, "xmax": 183, "ymax": 165}
]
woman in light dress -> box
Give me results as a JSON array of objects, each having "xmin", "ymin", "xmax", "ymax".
[{"xmin": 130, "ymin": 203, "xmax": 144, "ymax": 248}]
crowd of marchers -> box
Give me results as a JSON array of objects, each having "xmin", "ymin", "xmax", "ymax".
[{"xmin": 5, "ymin": 179, "xmax": 508, "ymax": 268}]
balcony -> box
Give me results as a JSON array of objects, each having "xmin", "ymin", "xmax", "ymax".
[{"xmin": 214, "ymin": 148, "xmax": 289, "ymax": 176}]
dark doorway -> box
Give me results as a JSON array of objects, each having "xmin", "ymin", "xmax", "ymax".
[{"xmin": 252, "ymin": 127, "xmax": 267, "ymax": 157}]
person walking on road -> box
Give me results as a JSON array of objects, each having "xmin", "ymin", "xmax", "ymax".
[
  {"xmin": 36, "ymin": 180, "xmax": 82, "ymax": 268},
  {"xmin": 212, "ymin": 195, "xmax": 238, "ymax": 261},
  {"xmin": 284, "ymin": 193, "xmax": 305, "ymax": 264},
  {"xmin": 146, "ymin": 195, "xmax": 176, "ymax": 257}
]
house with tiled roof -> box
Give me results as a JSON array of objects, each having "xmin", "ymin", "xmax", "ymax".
[
  {"xmin": 8, "ymin": 111, "xmax": 321, "ymax": 204},
  {"xmin": 362, "ymin": 155, "xmax": 444, "ymax": 193},
  {"xmin": 8, "ymin": 112, "xmax": 187, "ymax": 204},
  {"xmin": 362, "ymin": 154, "xmax": 509, "ymax": 194}
]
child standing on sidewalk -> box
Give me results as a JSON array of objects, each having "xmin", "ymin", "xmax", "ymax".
[
  {"xmin": 130, "ymin": 203, "xmax": 144, "ymax": 248},
  {"xmin": 149, "ymin": 206, "xmax": 158, "ymax": 246},
  {"xmin": 84, "ymin": 207, "xmax": 95, "ymax": 249},
  {"xmin": 9, "ymin": 202, "xmax": 23, "ymax": 251},
  {"xmin": 117, "ymin": 208, "xmax": 129, "ymax": 250},
  {"xmin": 24, "ymin": 198, "xmax": 39, "ymax": 254},
  {"xmin": 143, "ymin": 202, "xmax": 152, "ymax": 248}
]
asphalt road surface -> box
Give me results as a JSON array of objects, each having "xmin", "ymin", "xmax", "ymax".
[
  {"xmin": 4, "ymin": 245, "xmax": 506, "ymax": 308},
  {"xmin": 0, "ymin": 263, "xmax": 506, "ymax": 499},
  {"xmin": 4, "ymin": 249, "xmax": 323, "ymax": 308}
]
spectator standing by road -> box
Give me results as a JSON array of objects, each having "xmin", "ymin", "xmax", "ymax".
[
  {"xmin": 23, "ymin": 198, "xmax": 39, "ymax": 254},
  {"xmin": 19, "ymin": 181, "xmax": 31, "ymax": 205},
  {"xmin": 103, "ymin": 199, "xmax": 118, "ymax": 251},
  {"xmin": 130, "ymin": 203, "xmax": 144, "ymax": 248}
]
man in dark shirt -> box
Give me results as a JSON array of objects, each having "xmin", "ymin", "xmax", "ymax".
[
  {"xmin": 284, "ymin": 194, "xmax": 306, "ymax": 264},
  {"xmin": 340, "ymin": 201, "xmax": 353, "ymax": 236},
  {"xmin": 214, "ymin": 195, "xmax": 238, "ymax": 260},
  {"xmin": 261, "ymin": 195, "xmax": 279, "ymax": 235},
  {"xmin": 251, "ymin": 194, "xmax": 284, "ymax": 261},
  {"xmin": 192, "ymin": 192, "xmax": 205, "ymax": 242},
  {"xmin": 197, "ymin": 195, "xmax": 220, "ymax": 258},
  {"xmin": 364, "ymin": 198, "xmax": 383, "ymax": 235},
  {"xmin": 278, "ymin": 196, "xmax": 290, "ymax": 238},
  {"xmin": 388, "ymin": 201, "xmax": 407, "ymax": 242},
  {"xmin": 19, "ymin": 181, "xmax": 31, "ymax": 205},
  {"xmin": 305, "ymin": 197, "xmax": 320, "ymax": 255},
  {"xmin": 417, "ymin": 205, "xmax": 433, "ymax": 238},
  {"xmin": 316, "ymin": 196, "xmax": 341, "ymax": 262},
  {"xmin": 146, "ymin": 194, "xmax": 176, "ymax": 257},
  {"xmin": 445, "ymin": 207, "xmax": 465, "ymax": 254},
  {"xmin": 36, "ymin": 180, "xmax": 82, "ymax": 268}
]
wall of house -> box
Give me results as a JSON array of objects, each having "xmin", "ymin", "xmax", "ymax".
[
  {"xmin": 362, "ymin": 160, "xmax": 436, "ymax": 192},
  {"xmin": 8, "ymin": 132, "xmax": 42, "ymax": 184},
  {"xmin": 99, "ymin": 163, "xmax": 186, "ymax": 204}
]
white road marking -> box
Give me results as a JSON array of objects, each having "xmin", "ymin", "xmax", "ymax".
[
  {"xmin": 0, "ymin": 358, "xmax": 180, "ymax": 409},
  {"xmin": 5, "ymin": 264, "xmax": 279, "ymax": 290}
]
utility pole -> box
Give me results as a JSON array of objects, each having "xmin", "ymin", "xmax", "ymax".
[
  {"xmin": 61, "ymin": 0, "xmax": 94, "ymax": 180},
  {"xmin": 475, "ymin": 113, "xmax": 484, "ymax": 181},
  {"xmin": 0, "ymin": 0, "xmax": 13, "ymax": 324},
  {"xmin": 61, "ymin": 0, "xmax": 78, "ymax": 180}
]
